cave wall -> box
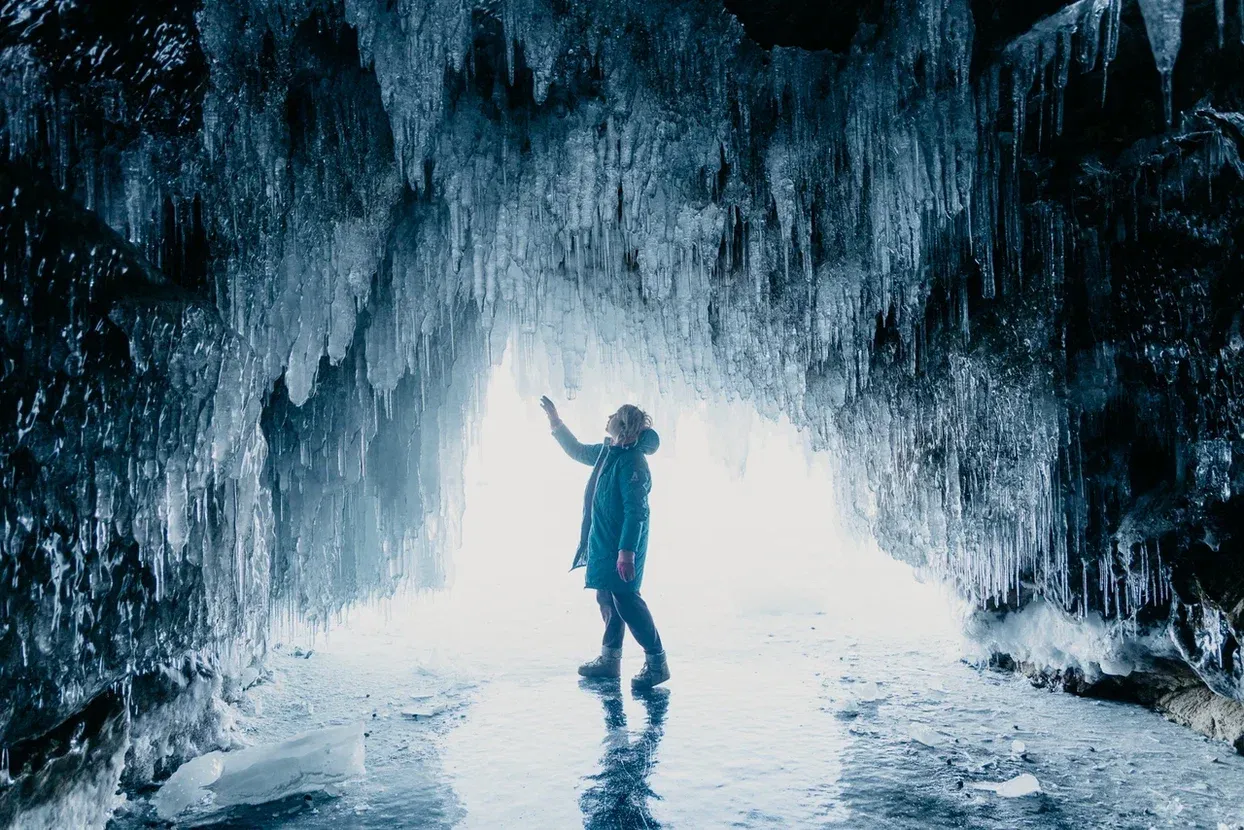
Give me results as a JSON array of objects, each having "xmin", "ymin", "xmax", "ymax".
[
  {"xmin": 0, "ymin": 160, "xmax": 270, "ymax": 821},
  {"xmin": 3, "ymin": 0, "xmax": 1244, "ymax": 799}
]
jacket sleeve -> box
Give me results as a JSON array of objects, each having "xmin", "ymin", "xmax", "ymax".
[
  {"xmin": 552, "ymin": 422, "xmax": 604, "ymax": 466},
  {"xmin": 619, "ymin": 455, "xmax": 651, "ymax": 552}
]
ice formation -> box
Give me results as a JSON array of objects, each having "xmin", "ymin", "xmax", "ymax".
[
  {"xmin": 969, "ymin": 772, "xmax": 1043, "ymax": 797},
  {"xmin": 2, "ymin": 0, "xmax": 1244, "ymax": 821},
  {"xmin": 907, "ymin": 722, "xmax": 949, "ymax": 747},
  {"xmin": 962, "ymin": 597, "xmax": 1168, "ymax": 682},
  {"xmin": 1137, "ymin": 0, "xmax": 1185, "ymax": 122},
  {"xmin": 152, "ymin": 722, "xmax": 365, "ymax": 820}
]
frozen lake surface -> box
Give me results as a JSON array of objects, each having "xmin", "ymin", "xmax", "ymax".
[{"xmin": 109, "ymin": 606, "xmax": 1244, "ymax": 829}]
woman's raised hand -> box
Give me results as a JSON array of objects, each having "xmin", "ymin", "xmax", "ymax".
[{"xmin": 539, "ymin": 396, "xmax": 561, "ymax": 428}]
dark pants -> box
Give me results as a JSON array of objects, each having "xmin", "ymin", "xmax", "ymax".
[{"xmin": 597, "ymin": 589, "xmax": 664, "ymax": 655}]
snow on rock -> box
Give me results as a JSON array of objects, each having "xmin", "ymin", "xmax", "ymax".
[{"xmin": 153, "ymin": 723, "xmax": 366, "ymax": 821}]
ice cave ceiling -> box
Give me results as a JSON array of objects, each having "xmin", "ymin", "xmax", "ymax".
[{"xmin": 3, "ymin": 0, "xmax": 1244, "ymax": 799}]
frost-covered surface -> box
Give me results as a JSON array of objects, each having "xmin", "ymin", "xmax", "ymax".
[
  {"xmin": 4, "ymin": 0, "xmax": 1244, "ymax": 813},
  {"xmin": 0, "ymin": 694, "xmax": 129, "ymax": 830}
]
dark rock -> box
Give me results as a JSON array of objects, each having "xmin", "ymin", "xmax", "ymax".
[{"xmin": 1018, "ymin": 657, "xmax": 1244, "ymax": 751}]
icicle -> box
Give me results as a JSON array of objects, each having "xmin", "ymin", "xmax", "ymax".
[
  {"xmin": 1054, "ymin": 29, "xmax": 1072, "ymax": 135},
  {"xmin": 1136, "ymin": 0, "xmax": 1185, "ymax": 125},
  {"xmin": 1101, "ymin": 0, "xmax": 1121, "ymax": 103}
]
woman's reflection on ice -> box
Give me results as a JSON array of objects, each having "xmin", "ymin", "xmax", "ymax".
[{"xmin": 578, "ymin": 678, "xmax": 670, "ymax": 829}]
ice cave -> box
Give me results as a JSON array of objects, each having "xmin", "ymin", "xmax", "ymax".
[{"xmin": 4, "ymin": 0, "xmax": 1244, "ymax": 826}]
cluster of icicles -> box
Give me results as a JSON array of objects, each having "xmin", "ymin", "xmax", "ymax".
[{"xmin": 0, "ymin": 0, "xmax": 1231, "ymax": 695}]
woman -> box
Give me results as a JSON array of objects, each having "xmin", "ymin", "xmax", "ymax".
[{"xmin": 541, "ymin": 396, "xmax": 670, "ymax": 690}]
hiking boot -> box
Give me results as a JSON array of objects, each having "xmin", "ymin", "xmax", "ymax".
[
  {"xmin": 578, "ymin": 647, "xmax": 622, "ymax": 679},
  {"xmin": 631, "ymin": 651, "xmax": 670, "ymax": 690}
]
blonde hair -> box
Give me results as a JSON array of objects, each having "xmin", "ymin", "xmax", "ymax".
[{"xmin": 612, "ymin": 404, "xmax": 652, "ymax": 445}]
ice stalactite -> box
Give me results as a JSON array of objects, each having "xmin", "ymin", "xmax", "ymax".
[
  {"xmin": 1136, "ymin": 0, "xmax": 1185, "ymax": 123},
  {"xmin": 1001, "ymin": 0, "xmax": 1122, "ymax": 126}
]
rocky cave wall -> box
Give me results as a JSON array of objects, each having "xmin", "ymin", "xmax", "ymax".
[{"xmin": 3, "ymin": 0, "xmax": 1244, "ymax": 813}]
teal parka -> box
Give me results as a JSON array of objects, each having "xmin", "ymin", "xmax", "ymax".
[{"xmin": 552, "ymin": 422, "xmax": 659, "ymax": 593}]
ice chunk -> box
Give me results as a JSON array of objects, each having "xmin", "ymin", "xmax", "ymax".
[
  {"xmin": 1011, "ymin": 739, "xmax": 1027, "ymax": 756},
  {"xmin": 908, "ymin": 722, "xmax": 946, "ymax": 747},
  {"xmin": 854, "ymin": 681, "xmax": 887, "ymax": 702},
  {"xmin": 970, "ymin": 773, "xmax": 1042, "ymax": 797},
  {"xmin": 237, "ymin": 666, "xmax": 262, "ymax": 691},
  {"xmin": 153, "ymin": 723, "xmax": 365, "ymax": 820}
]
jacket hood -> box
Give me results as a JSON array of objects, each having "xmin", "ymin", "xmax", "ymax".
[
  {"xmin": 635, "ymin": 427, "xmax": 660, "ymax": 455},
  {"xmin": 605, "ymin": 428, "xmax": 660, "ymax": 455}
]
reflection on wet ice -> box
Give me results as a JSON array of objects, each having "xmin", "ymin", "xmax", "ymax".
[{"xmin": 579, "ymin": 680, "xmax": 669, "ymax": 830}]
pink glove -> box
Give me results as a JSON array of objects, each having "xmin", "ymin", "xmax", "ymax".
[{"xmin": 617, "ymin": 550, "xmax": 636, "ymax": 582}]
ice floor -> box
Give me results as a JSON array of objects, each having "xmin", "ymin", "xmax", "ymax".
[{"xmin": 108, "ymin": 599, "xmax": 1244, "ymax": 830}]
